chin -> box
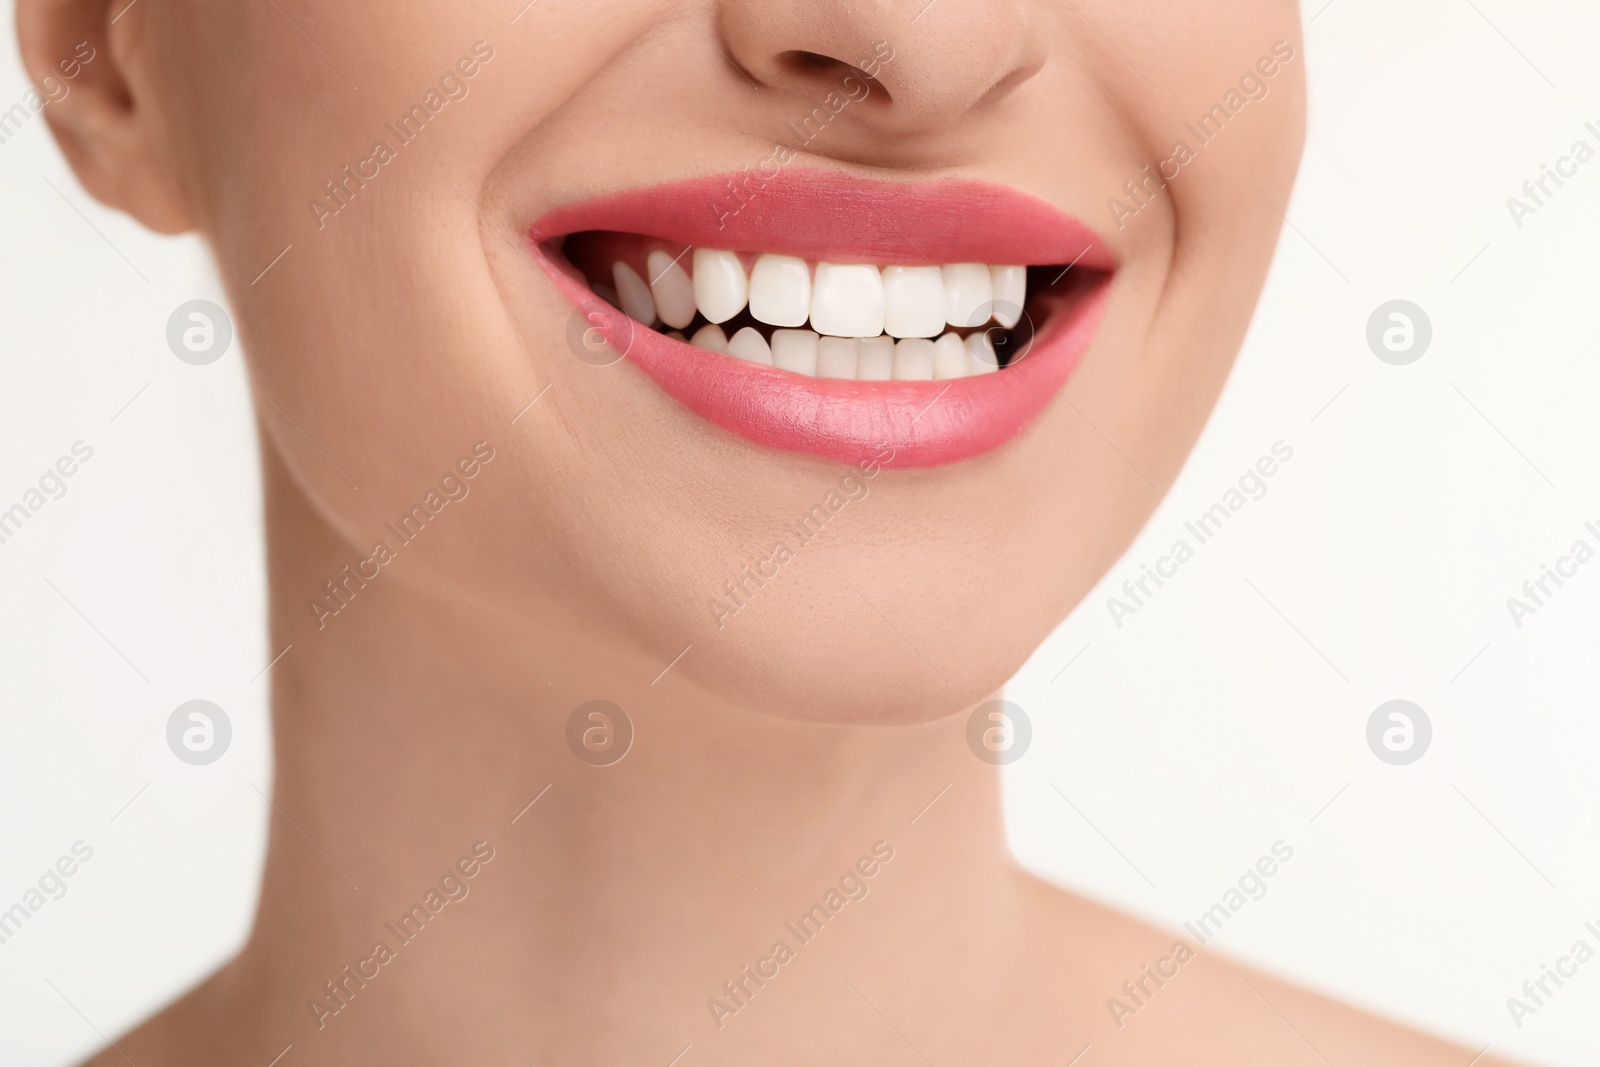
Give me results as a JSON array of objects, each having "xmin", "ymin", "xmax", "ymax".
[{"xmin": 678, "ymin": 611, "xmax": 1034, "ymax": 727}]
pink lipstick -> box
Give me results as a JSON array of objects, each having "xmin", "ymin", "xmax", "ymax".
[{"xmin": 529, "ymin": 170, "xmax": 1114, "ymax": 468}]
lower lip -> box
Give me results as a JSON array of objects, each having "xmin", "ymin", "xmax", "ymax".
[{"xmin": 540, "ymin": 265, "xmax": 1112, "ymax": 468}]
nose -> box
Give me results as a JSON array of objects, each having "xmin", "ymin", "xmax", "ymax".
[{"xmin": 717, "ymin": 0, "xmax": 1043, "ymax": 137}]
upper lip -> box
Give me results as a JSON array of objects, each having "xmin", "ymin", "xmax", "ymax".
[{"xmin": 528, "ymin": 169, "xmax": 1117, "ymax": 269}]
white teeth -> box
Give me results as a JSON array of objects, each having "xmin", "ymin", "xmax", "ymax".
[
  {"xmin": 881, "ymin": 265, "xmax": 946, "ymax": 339},
  {"xmin": 942, "ymin": 263, "xmax": 993, "ymax": 329},
  {"xmin": 810, "ymin": 263, "xmax": 885, "ymax": 338},
  {"xmin": 612, "ymin": 262, "xmax": 656, "ymax": 326},
  {"xmin": 965, "ymin": 329, "xmax": 999, "ymax": 375},
  {"xmin": 605, "ymin": 248, "xmax": 1032, "ymax": 378},
  {"xmin": 770, "ymin": 329, "xmax": 820, "ymax": 376},
  {"xmin": 749, "ymin": 253, "xmax": 811, "ymax": 327},
  {"xmin": 932, "ymin": 332, "xmax": 969, "ymax": 380},
  {"xmin": 857, "ymin": 336, "xmax": 894, "ymax": 381},
  {"xmin": 892, "ymin": 338, "xmax": 936, "ymax": 381},
  {"xmin": 990, "ymin": 265, "xmax": 1025, "ymax": 329},
  {"xmin": 817, "ymin": 336, "xmax": 858, "ymax": 379},
  {"xmin": 692, "ymin": 249, "xmax": 748, "ymax": 324},
  {"xmin": 726, "ymin": 326, "xmax": 773, "ymax": 365},
  {"xmin": 690, "ymin": 323, "xmax": 728, "ymax": 353},
  {"xmin": 646, "ymin": 249, "xmax": 696, "ymax": 329}
]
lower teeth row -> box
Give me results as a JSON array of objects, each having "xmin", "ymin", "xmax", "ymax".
[{"xmin": 671, "ymin": 323, "xmax": 1006, "ymax": 381}]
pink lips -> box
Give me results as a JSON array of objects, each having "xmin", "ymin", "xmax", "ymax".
[{"xmin": 528, "ymin": 171, "xmax": 1115, "ymax": 468}]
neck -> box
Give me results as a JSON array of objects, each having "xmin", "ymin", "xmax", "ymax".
[{"xmin": 214, "ymin": 445, "xmax": 1018, "ymax": 1063}]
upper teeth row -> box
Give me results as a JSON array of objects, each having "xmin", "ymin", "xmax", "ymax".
[{"xmin": 611, "ymin": 251, "xmax": 1026, "ymax": 339}]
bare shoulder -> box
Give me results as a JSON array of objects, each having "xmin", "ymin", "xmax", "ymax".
[
  {"xmin": 1009, "ymin": 870, "xmax": 1526, "ymax": 1067},
  {"xmin": 75, "ymin": 962, "xmax": 245, "ymax": 1067}
]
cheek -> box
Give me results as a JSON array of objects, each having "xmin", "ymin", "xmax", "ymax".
[{"xmin": 190, "ymin": 0, "xmax": 671, "ymax": 554}]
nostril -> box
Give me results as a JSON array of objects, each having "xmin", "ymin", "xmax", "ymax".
[
  {"xmin": 775, "ymin": 50, "xmax": 890, "ymax": 102},
  {"xmin": 779, "ymin": 49, "xmax": 849, "ymax": 76}
]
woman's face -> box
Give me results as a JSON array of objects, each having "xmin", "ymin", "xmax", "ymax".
[{"xmin": 136, "ymin": 0, "xmax": 1303, "ymax": 722}]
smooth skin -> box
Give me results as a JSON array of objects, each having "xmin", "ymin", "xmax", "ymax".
[{"xmin": 20, "ymin": 0, "xmax": 1517, "ymax": 1063}]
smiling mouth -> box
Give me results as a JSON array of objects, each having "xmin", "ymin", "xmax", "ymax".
[{"xmin": 528, "ymin": 170, "xmax": 1115, "ymax": 467}]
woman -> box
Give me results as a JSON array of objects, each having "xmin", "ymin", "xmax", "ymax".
[{"xmin": 20, "ymin": 0, "xmax": 1513, "ymax": 1062}]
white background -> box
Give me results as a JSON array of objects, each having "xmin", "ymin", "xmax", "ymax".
[{"xmin": 2, "ymin": 0, "xmax": 1598, "ymax": 1064}]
